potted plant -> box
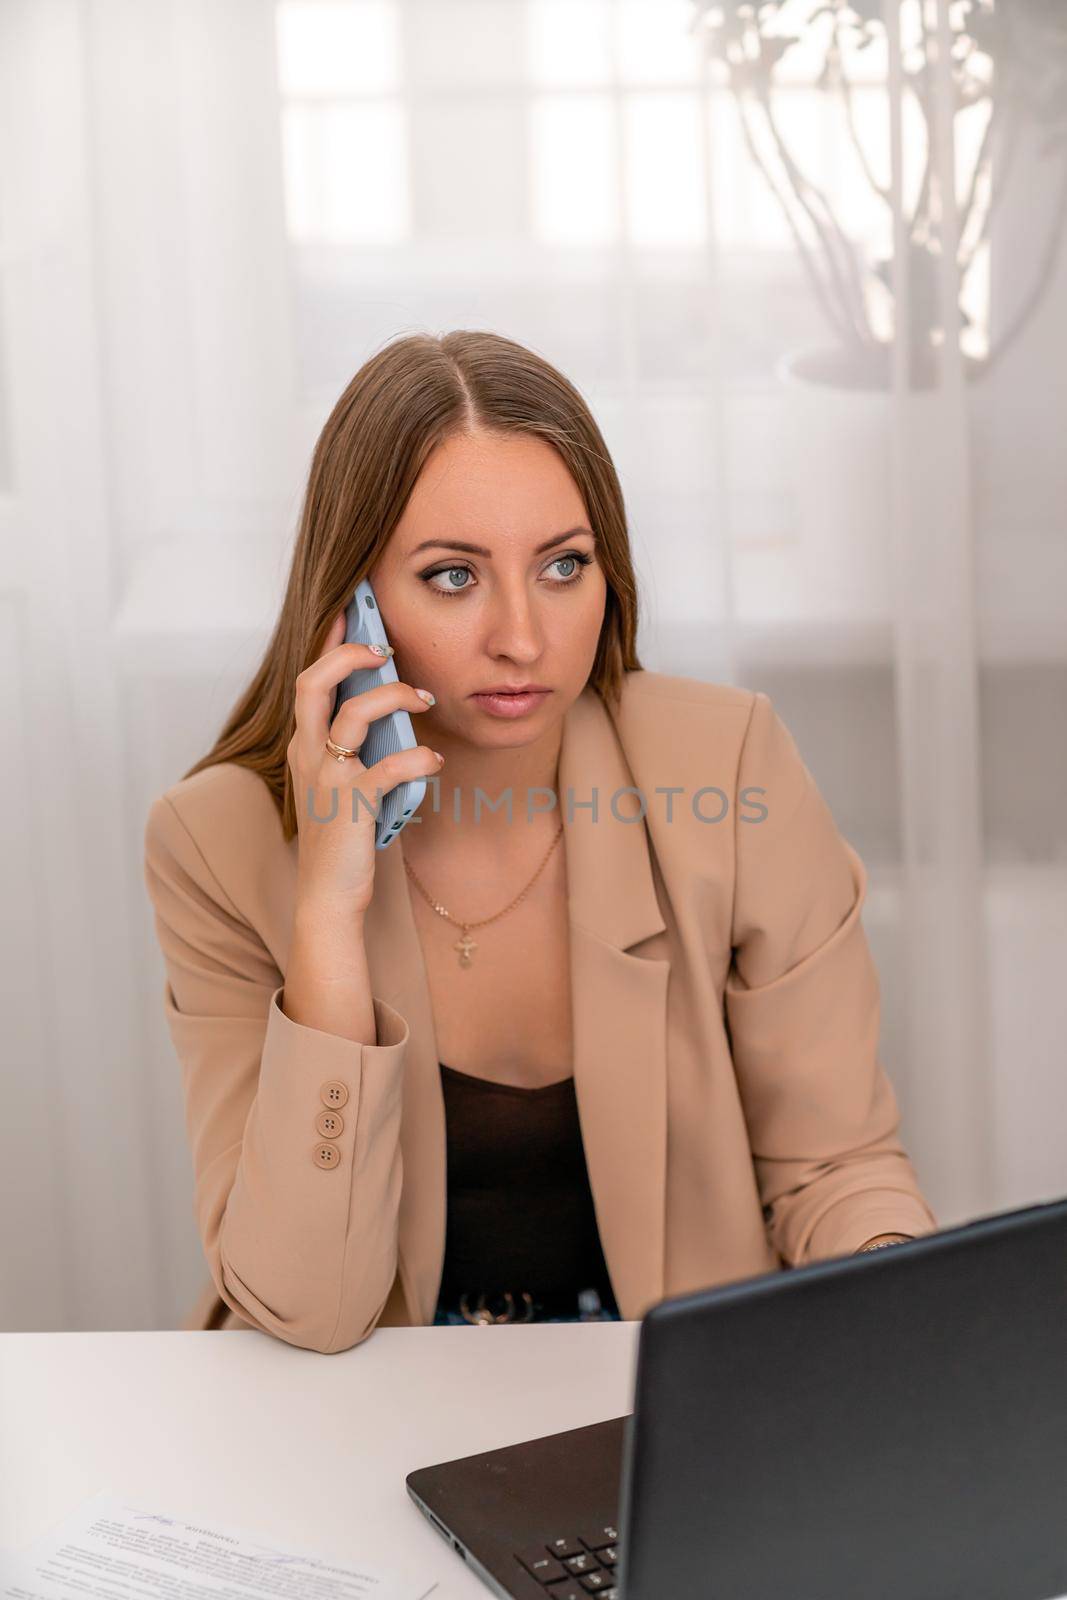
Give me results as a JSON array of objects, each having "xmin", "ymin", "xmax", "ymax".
[{"xmin": 686, "ymin": 0, "xmax": 1067, "ymax": 615}]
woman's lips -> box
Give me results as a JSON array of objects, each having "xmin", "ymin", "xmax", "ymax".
[{"xmin": 470, "ymin": 689, "xmax": 551, "ymax": 718}]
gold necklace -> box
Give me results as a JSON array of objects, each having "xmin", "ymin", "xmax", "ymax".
[{"xmin": 403, "ymin": 823, "xmax": 564, "ymax": 969}]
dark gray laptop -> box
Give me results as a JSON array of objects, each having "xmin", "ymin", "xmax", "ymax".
[{"xmin": 406, "ymin": 1196, "xmax": 1067, "ymax": 1600}]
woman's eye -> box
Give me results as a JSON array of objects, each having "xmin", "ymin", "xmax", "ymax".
[
  {"xmin": 426, "ymin": 566, "xmax": 472, "ymax": 593},
  {"xmin": 543, "ymin": 553, "xmax": 592, "ymax": 582}
]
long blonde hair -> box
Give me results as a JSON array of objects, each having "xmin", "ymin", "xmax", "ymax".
[{"xmin": 182, "ymin": 329, "xmax": 644, "ymax": 841}]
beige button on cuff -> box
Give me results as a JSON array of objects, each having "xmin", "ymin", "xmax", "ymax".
[
  {"xmin": 320, "ymin": 1080, "xmax": 349, "ymax": 1109},
  {"xmin": 313, "ymin": 1143, "xmax": 342, "ymax": 1169},
  {"xmin": 315, "ymin": 1109, "xmax": 344, "ymax": 1139}
]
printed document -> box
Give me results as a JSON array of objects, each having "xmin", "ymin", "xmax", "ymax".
[{"xmin": 0, "ymin": 1490, "xmax": 440, "ymax": 1600}]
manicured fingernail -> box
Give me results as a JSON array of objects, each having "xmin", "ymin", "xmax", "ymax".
[
  {"xmin": 368, "ymin": 643, "xmax": 393, "ymax": 657},
  {"xmin": 433, "ymin": 751, "xmax": 444, "ymax": 763},
  {"xmin": 415, "ymin": 688, "xmax": 435, "ymax": 705}
]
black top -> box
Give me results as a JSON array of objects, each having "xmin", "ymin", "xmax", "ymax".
[{"xmin": 435, "ymin": 1061, "xmax": 619, "ymax": 1314}]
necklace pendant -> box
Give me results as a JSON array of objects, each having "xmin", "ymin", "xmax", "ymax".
[{"xmin": 454, "ymin": 930, "xmax": 477, "ymax": 968}]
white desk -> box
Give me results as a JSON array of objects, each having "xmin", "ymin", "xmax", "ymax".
[{"xmin": 0, "ymin": 1324, "xmax": 640, "ymax": 1597}]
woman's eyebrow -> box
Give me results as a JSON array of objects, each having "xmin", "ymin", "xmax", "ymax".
[{"xmin": 409, "ymin": 526, "xmax": 595, "ymax": 558}]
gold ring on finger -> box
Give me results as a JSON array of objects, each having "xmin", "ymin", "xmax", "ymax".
[{"xmin": 325, "ymin": 736, "xmax": 359, "ymax": 762}]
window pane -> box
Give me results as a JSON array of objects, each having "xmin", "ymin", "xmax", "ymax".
[
  {"xmin": 617, "ymin": 0, "xmax": 700, "ymax": 85},
  {"xmin": 525, "ymin": 0, "xmax": 611, "ymax": 87},
  {"xmin": 530, "ymin": 95, "xmax": 616, "ymax": 244},
  {"xmin": 281, "ymin": 102, "xmax": 410, "ymax": 242},
  {"xmin": 275, "ymin": 0, "xmax": 400, "ymax": 96},
  {"xmin": 625, "ymin": 92, "xmax": 707, "ymax": 247}
]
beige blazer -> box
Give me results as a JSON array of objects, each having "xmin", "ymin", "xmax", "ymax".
[{"xmin": 143, "ymin": 670, "xmax": 937, "ymax": 1352}]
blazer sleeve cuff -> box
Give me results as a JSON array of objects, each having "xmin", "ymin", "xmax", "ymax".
[
  {"xmin": 801, "ymin": 1190, "xmax": 939, "ymax": 1262},
  {"xmin": 261, "ymin": 982, "xmax": 409, "ymax": 1075},
  {"xmin": 249, "ymin": 982, "xmax": 410, "ymax": 1176},
  {"xmin": 215, "ymin": 984, "xmax": 410, "ymax": 1345}
]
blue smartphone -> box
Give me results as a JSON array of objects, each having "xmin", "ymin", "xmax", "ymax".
[{"xmin": 331, "ymin": 577, "xmax": 427, "ymax": 849}]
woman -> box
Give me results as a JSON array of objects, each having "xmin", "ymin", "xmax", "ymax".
[{"xmin": 143, "ymin": 329, "xmax": 937, "ymax": 1353}]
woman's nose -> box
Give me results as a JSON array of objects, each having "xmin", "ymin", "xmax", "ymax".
[{"xmin": 482, "ymin": 584, "xmax": 545, "ymax": 656}]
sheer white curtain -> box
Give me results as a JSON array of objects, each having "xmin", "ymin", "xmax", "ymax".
[{"xmin": 1, "ymin": 0, "xmax": 1062, "ymax": 1331}]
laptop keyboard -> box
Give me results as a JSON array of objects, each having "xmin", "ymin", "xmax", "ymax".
[{"xmin": 514, "ymin": 1524, "xmax": 621, "ymax": 1597}]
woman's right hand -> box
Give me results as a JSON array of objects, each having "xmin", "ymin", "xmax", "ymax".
[{"xmin": 287, "ymin": 610, "xmax": 443, "ymax": 920}]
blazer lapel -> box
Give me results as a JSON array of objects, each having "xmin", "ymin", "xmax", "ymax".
[
  {"xmin": 555, "ymin": 686, "xmax": 671, "ymax": 1320},
  {"xmin": 361, "ymin": 685, "xmax": 670, "ymax": 1324}
]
